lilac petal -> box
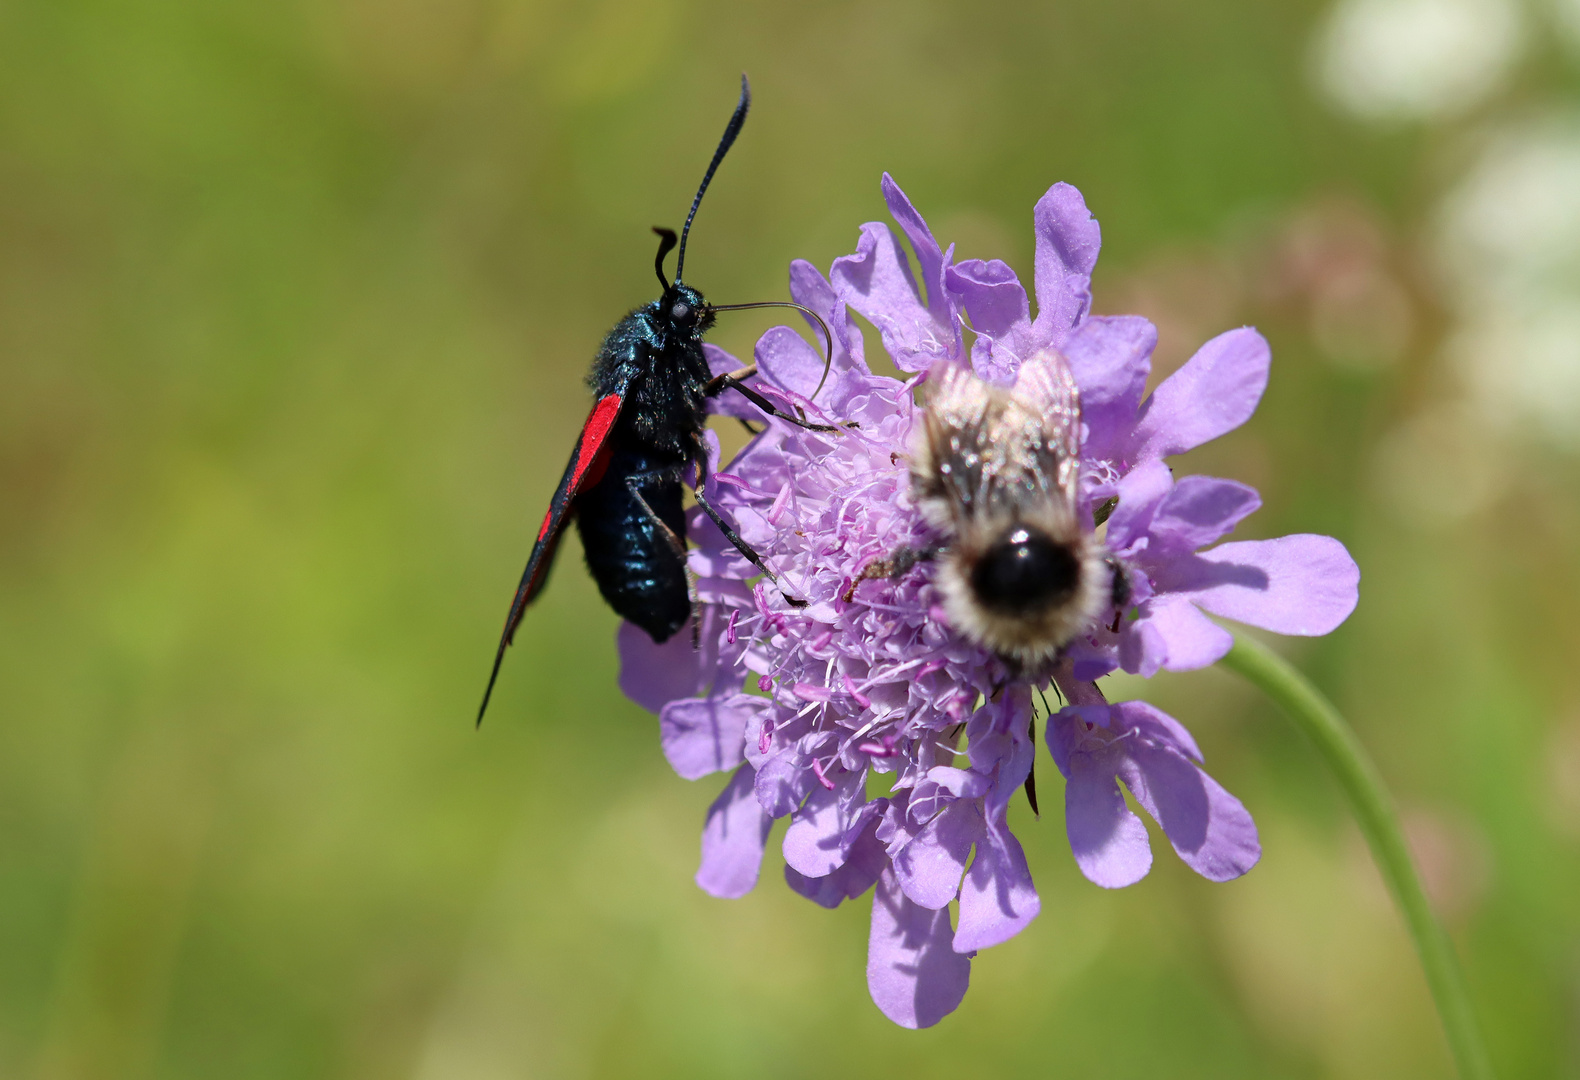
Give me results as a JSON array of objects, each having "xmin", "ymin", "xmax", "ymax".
[
  {"xmin": 1051, "ymin": 711, "xmax": 1154, "ymax": 888},
  {"xmin": 1120, "ymin": 593, "xmax": 1234, "ymax": 676},
  {"xmin": 1121, "ymin": 740, "xmax": 1260, "ymax": 882},
  {"xmin": 789, "ymin": 259, "xmax": 867, "ymax": 372},
  {"xmin": 659, "ymin": 694, "xmax": 758, "ymax": 781},
  {"xmin": 891, "ymin": 800, "xmax": 984, "ymax": 909},
  {"xmin": 946, "ymin": 259, "xmax": 1030, "ymax": 339},
  {"xmin": 617, "ymin": 616, "xmax": 714, "ymax": 713},
  {"xmin": 1129, "ymin": 327, "xmax": 1270, "ymax": 462},
  {"xmin": 1064, "ymin": 315, "xmax": 1155, "ymax": 462},
  {"xmin": 831, "ymin": 223, "xmax": 939, "ymax": 373},
  {"xmin": 1030, "ymin": 183, "xmax": 1101, "ymax": 346},
  {"xmin": 784, "ymin": 812, "xmax": 888, "ymax": 908},
  {"xmin": 1105, "ymin": 459, "xmax": 1174, "ymax": 553},
  {"xmin": 697, "ymin": 763, "xmax": 773, "ymax": 899},
  {"xmin": 945, "ymin": 258, "xmax": 1030, "ymax": 384},
  {"xmin": 867, "ymin": 867, "xmax": 971, "ymax": 1029},
  {"xmin": 954, "ymin": 830, "xmax": 1040, "ymax": 951},
  {"xmin": 1146, "ymin": 475, "xmax": 1262, "ymax": 558},
  {"xmin": 1064, "ymin": 752, "xmax": 1153, "ymax": 888},
  {"xmin": 754, "ymin": 752, "xmax": 817, "ymax": 818},
  {"xmin": 881, "ymin": 173, "xmax": 952, "ymax": 323},
  {"xmin": 702, "ymin": 343, "xmax": 757, "ymax": 420},
  {"xmin": 755, "ymin": 324, "xmax": 827, "ymax": 400},
  {"xmin": 1171, "ymin": 535, "xmax": 1361, "ymax": 636},
  {"xmin": 783, "ymin": 779, "xmax": 880, "ymax": 878},
  {"xmin": 1119, "ymin": 699, "xmax": 1204, "ymax": 764}
]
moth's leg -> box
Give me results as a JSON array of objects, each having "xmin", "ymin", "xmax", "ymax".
[
  {"xmin": 841, "ymin": 544, "xmax": 942, "ymax": 602},
  {"xmin": 704, "ymin": 364, "xmax": 841, "ymax": 433},
  {"xmin": 625, "ymin": 465, "xmax": 704, "ymax": 644},
  {"xmin": 624, "ymin": 466, "xmax": 690, "ymax": 562},
  {"xmin": 691, "ymin": 482, "xmax": 807, "ymax": 608}
]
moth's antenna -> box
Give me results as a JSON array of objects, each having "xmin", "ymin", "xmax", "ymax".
[
  {"xmin": 708, "ymin": 301, "xmax": 835, "ymax": 400},
  {"xmin": 675, "ymin": 73, "xmax": 750, "ymax": 285},
  {"xmin": 652, "ymin": 227, "xmax": 677, "ymax": 291}
]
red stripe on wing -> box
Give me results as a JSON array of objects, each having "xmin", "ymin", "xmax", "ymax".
[{"xmin": 479, "ymin": 390, "xmax": 627, "ymax": 724}]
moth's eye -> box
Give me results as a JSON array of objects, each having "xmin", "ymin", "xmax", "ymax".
[{"xmin": 671, "ymin": 302, "xmax": 692, "ymax": 323}]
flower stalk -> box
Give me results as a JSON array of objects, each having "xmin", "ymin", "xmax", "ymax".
[{"xmin": 1220, "ymin": 631, "xmax": 1493, "ymax": 1080}]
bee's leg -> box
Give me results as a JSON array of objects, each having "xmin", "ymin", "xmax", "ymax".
[
  {"xmin": 1106, "ymin": 555, "xmax": 1131, "ymax": 633},
  {"xmin": 704, "ymin": 365, "xmax": 842, "ymax": 433},
  {"xmin": 690, "ymin": 483, "xmax": 808, "ymax": 608},
  {"xmin": 842, "ymin": 544, "xmax": 941, "ymax": 602}
]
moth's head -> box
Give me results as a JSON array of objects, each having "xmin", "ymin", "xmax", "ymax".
[{"xmin": 662, "ymin": 283, "xmax": 714, "ymax": 336}]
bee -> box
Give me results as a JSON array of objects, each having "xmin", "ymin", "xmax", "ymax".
[{"xmin": 850, "ymin": 352, "xmax": 1122, "ymax": 668}]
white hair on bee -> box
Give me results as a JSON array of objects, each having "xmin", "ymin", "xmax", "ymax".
[{"xmin": 910, "ymin": 352, "xmax": 1109, "ymax": 667}]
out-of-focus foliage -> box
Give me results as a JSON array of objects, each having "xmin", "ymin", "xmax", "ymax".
[{"xmin": 0, "ymin": 0, "xmax": 1575, "ymax": 1077}]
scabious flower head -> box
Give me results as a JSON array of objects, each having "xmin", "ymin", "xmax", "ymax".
[{"xmin": 617, "ymin": 175, "xmax": 1360, "ymax": 1028}]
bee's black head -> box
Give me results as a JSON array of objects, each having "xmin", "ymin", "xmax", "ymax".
[{"xmin": 970, "ymin": 525, "xmax": 1081, "ymax": 616}]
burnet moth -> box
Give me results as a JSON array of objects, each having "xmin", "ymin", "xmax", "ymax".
[{"xmin": 477, "ymin": 75, "xmax": 837, "ymax": 724}]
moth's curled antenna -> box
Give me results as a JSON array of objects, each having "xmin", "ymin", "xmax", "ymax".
[
  {"xmin": 675, "ymin": 73, "xmax": 750, "ymax": 285},
  {"xmin": 651, "ymin": 227, "xmax": 678, "ymax": 291},
  {"xmin": 709, "ymin": 301, "xmax": 836, "ymax": 401}
]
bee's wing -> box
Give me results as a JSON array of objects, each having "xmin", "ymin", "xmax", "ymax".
[
  {"xmin": 1008, "ymin": 350, "xmax": 1082, "ymax": 503},
  {"xmin": 916, "ymin": 362, "xmax": 1004, "ymax": 525}
]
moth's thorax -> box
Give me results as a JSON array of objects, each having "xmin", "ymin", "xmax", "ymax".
[{"xmin": 588, "ymin": 286, "xmax": 717, "ymax": 461}]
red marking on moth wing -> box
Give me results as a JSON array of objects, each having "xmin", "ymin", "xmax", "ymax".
[
  {"xmin": 568, "ymin": 394, "xmax": 623, "ymax": 489},
  {"xmin": 535, "ymin": 506, "xmax": 555, "ymax": 542}
]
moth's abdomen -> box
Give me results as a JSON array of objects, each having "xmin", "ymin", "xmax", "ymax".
[{"xmin": 575, "ymin": 447, "xmax": 691, "ymax": 643}]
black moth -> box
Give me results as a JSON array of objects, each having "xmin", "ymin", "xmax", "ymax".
[{"xmin": 478, "ymin": 75, "xmax": 835, "ymax": 724}]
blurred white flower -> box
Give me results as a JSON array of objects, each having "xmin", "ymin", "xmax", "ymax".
[
  {"xmin": 1314, "ymin": 0, "xmax": 1523, "ymax": 121},
  {"xmin": 1436, "ymin": 117, "xmax": 1580, "ymax": 443},
  {"xmin": 1559, "ymin": 0, "xmax": 1580, "ymax": 53}
]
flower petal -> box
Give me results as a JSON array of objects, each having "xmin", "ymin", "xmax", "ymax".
[
  {"xmin": 1145, "ymin": 475, "xmax": 1262, "ymax": 558},
  {"xmin": 784, "ymin": 811, "xmax": 888, "ymax": 909},
  {"xmin": 783, "ymin": 775, "xmax": 879, "ymax": 878},
  {"xmin": 1120, "ymin": 593, "xmax": 1235, "ymax": 675},
  {"xmin": 1030, "ymin": 182, "xmax": 1101, "ymax": 346},
  {"xmin": 954, "ymin": 830, "xmax": 1040, "ymax": 951},
  {"xmin": 1166, "ymin": 535, "xmax": 1361, "ymax": 636},
  {"xmin": 1129, "ymin": 327, "xmax": 1270, "ymax": 461},
  {"xmin": 1105, "ymin": 459, "xmax": 1174, "ymax": 554},
  {"xmin": 659, "ymin": 694, "xmax": 758, "ymax": 780},
  {"xmin": 617, "ymin": 615, "xmax": 715, "ymax": 713},
  {"xmin": 754, "ymin": 751, "xmax": 818, "ymax": 818},
  {"xmin": 882, "ymin": 174, "xmax": 953, "ymax": 326},
  {"xmin": 1060, "ymin": 739, "xmax": 1153, "ymax": 888},
  {"xmin": 702, "ymin": 343, "xmax": 757, "ymax": 420},
  {"xmin": 755, "ymin": 324, "xmax": 827, "ymax": 400},
  {"xmin": 696, "ymin": 763, "xmax": 773, "ymax": 899},
  {"xmin": 945, "ymin": 258, "xmax": 1030, "ymax": 384},
  {"xmin": 890, "ymin": 800, "xmax": 984, "ymax": 910},
  {"xmin": 1121, "ymin": 739, "xmax": 1260, "ymax": 882},
  {"xmin": 830, "ymin": 222, "xmax": 941, "ymax": 373},
  {"xmin": 1064, "ymin": 315, "xmax": 1154, "ymax": 462},
  {"xmin": 867, "ymin": 866, "xmax": 972, "ymax": 1029}
]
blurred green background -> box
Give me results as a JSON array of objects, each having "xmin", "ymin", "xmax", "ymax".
[{"xmin": 2, "ymin": 0, "xmax": 1578, "ymax": 1076}]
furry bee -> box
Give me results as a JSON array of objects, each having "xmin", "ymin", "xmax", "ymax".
[{"xmin": 853, "ymin": 352, "xmax": 1121, "ymax": 668}]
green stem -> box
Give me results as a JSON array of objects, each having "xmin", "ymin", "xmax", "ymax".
[{"xmin": 1220, "ymin": 631, "xmax": 1492, "ymax": 1080}]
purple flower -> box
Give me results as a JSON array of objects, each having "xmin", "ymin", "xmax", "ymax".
[{"xmin": 616, "ymin": 175, "xmax": 1360, "ymax": 1027}]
